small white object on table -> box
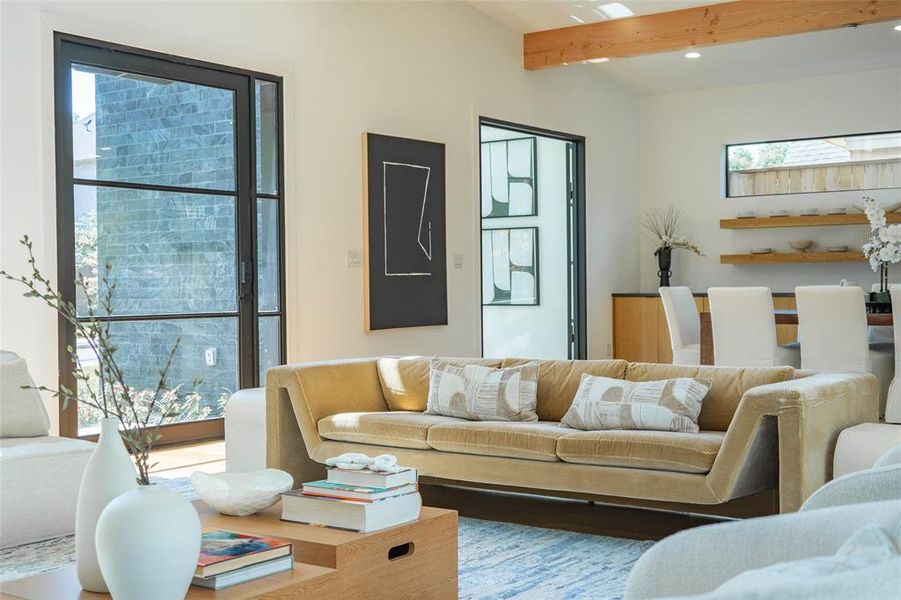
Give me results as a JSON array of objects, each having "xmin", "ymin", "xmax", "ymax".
[{"xmin": 191, "ymin": 469, "xmax": 293, "ymax": 516}]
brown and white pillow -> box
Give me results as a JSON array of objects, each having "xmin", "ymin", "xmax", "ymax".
[
  {"xmin": 561, "ymin": 374, "xmax": 709, "ymax": 432},
  {"xmin": 425, "ymin": 359, "xmax": 539, "ymax": 421}
]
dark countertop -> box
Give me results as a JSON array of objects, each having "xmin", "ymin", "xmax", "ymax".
[{"xmin": 613, "ymin": 291, "xmax": 797, "ymax": 297}]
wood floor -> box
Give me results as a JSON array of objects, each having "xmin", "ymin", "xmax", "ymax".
[
  {"xmin": 148, "ymin": 440, "xmax": 225, "ymax": 479},
  {"xmin": 152, "ymin": 440, "xmax": 719, "ymax": 541}
]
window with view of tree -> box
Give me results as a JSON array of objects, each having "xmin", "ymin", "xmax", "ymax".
[
  {"xmin": 55, "ymin": 35, "xmax": 284, "ymax": 439},
  {"xmin": 726, "ymin": 131, "xmax": 901, "ymax": 198}
]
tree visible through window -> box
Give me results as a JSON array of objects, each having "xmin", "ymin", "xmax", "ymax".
[{"xmin": 726, "ymin": 132, "xmax": 901, "ymax": 197}]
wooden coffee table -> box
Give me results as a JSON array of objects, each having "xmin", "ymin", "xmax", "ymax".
[{"xmin": 0, "ymin": 501, "xmax": 458, "ymax": 599}]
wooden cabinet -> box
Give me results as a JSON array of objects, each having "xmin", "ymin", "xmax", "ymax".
[{"xmin": 613, "ymin": 295, "xmax": 793, "ymax": 363}]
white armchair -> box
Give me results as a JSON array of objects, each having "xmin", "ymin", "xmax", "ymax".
[{"xmin": 624, "ymin": 446, "xmax": 901, "ymax": 599}]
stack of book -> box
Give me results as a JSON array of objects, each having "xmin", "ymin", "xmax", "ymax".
[
  {"xmin": 192, "ymin": 531, "xmax": 293, "ymax": 590},
  {"xmin": 281, "ymin": 466, "xmax": 421, "ymax": 532}
]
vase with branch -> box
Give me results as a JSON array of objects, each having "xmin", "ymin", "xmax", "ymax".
[
  {"xmin": 641, "ymin": 206, "xmax": 704, "ymax": 287},
  {"xmin": 1, "ymin": 236, "xmax": 201, "ymax": 598}
]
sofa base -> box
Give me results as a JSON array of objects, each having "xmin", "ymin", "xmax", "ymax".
[{"xmin": 419, "ymin": 477, "xmax": 779, "ymax": 519}]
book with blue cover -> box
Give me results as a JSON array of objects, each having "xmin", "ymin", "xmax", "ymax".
[
  {"xmin": 301, "ymin": 480, "xmax": 416, "ymax": 502},
  {"xmin": 195, "ymin": 531, "xmax": 292, "ymax": 578}
]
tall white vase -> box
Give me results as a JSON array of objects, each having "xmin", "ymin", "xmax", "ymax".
[
  {"xmin": 76, "ymin": 416, "xmax": 137, "ymax": 592},
  {"xmin": 96, "ymin": 485, "xmax": 201, "ymax": 600}
]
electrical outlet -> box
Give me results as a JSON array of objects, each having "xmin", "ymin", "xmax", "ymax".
[
  {"xmin": 453, "ymin": 253, "xmax": 464, "ymax": 269},
  {"xmin": 205, "ymin": 347, "xmax": 217, "ymax": 367},
  {"xmin": 346, "ymin": 249, "xmax": 362, "ymax": 268}
]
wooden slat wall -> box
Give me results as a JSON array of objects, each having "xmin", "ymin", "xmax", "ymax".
[
  {"xmin": 729, "ymin": 158, "xmax": 901, "ymax": 197},
  {"xmin": 614, "ymin": 296, "xmax": 794, "ymax": 364}
]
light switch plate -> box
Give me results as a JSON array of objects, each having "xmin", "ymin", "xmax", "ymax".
[
  {"xmin": 346, "ymin": 249, "xmax": 362, "ymax": 268},
  {"xmin": 452, "ymin": 253, "xmax": 464, "ymax": 269}
]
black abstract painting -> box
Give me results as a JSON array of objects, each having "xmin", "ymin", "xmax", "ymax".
[{"xmin": 364, "ymin": 133, "xmax": 447, "ymax": 330}]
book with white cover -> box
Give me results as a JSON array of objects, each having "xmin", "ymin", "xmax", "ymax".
[
  {"xmin": 326, "ymin": 466, "xmax": 417, "ymax": 489},
  {"xmin": 192, "ymin": 555, "xmax": 293, "ymax": 590},
  {"xmin": 281, "ymin": 491, "xmax": 422, "ymax": 533}
]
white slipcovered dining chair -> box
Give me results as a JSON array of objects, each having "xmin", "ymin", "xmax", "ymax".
[
  {"xmin": 883, "ymin": 286, "xmax": 901, "ymax": 423},
  {"xmin": 659, "ymin": 286, "xmax": 700, "ymax": 365},
  {"xmin": 795, "ymin": 285, "xmax": 893, "ymax": 417},
  {"xmin": 707, "ymin": 286, "xmax": 800, "ymax": 368}
]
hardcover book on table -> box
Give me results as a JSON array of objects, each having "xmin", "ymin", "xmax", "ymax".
[
  {"xmin": 192, "ymin": 555, "xmax": 294, "ymax": 590},
  {"xmin": 281, "ymin": 490, "xmax": 422, "ymax": 532},
  {"xmin": 302, "ymin": 480, "xmax": 417, "ymax": 502},
  {"xmin": 195, "ymin": 531, "xmax": 293, "ymax": 578},
  {"xmin": 326, "ymin": 466, "xmax": 417, "ymax": 488}
]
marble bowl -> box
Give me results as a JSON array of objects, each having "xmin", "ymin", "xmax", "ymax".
[
  {"xmin": 789, "ymin": 240, "xmax": 813, "ymax": 253},
  {"xmin": 191, "ymin": 469, "xmax": 294, "ymax": 516}
]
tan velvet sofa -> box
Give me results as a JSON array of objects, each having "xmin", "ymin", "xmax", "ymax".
[{"xmin": 266, "ymin": 357, "xmax": 878, "ymax": 516}]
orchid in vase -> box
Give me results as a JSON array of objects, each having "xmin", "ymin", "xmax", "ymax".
[{"xmin": 862, "ymin": 197, "xmax": 901, "ymax": 294}]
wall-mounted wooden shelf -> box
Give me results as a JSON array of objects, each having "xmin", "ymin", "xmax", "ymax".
[
  {"xmin": 720, "ymin": 213, "xmax": 901, "ymax": 229},
  {"xmin": 720, "ymin": 251, "xmax": 865, "ymax": 265}
]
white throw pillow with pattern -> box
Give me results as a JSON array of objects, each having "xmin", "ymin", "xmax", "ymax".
[
  {"xmin": 561, "ymin": 374, "xmax": 709, "ymax": 432},
  {"xmin": 425, "ymin": 359, "xmax": 539, "ymax": 421}
]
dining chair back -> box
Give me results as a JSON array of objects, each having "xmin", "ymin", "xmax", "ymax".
[
  {"xmin": 659, "ymin": 286, "xmax": 700, "ymax": 365},
  {"xmin": 708, "ymin": 286, "xmax": 788, "ymax": 367},
  {"xmin": 795, "ymin": 285, "xmax": 869, "ymax": 372}
]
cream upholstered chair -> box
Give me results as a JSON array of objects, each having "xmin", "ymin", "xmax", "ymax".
[
  {"xmin": 795, "ymin": 285, "xmax": 893, "ymax": 416},
  {"xmin": 624, "ymin": 446, "xmax": 901, "ymax": 599},
  {"xmin": 708, "ymin": 286, "xmax": 800, "ymax": 368},
  {"xmin": 658, "ymin": 286, "xmax": 700, "ymax": 365}
]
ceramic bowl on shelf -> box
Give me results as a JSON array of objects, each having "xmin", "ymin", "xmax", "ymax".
[
  {"xmin": 800, "ymin": 208, "xmax": 819, "ymax": 216},
  {"xmin": 735, "ymin": 211, "xmax": 756, "ymax": 219},
  {"xmin": 190, "ymin": 469, "xmax": 293, "ymax": 516},
  {"xmin": 751, "ymin": 247, "xmax": 774, "ymax": 254},
  {"xmin": 827, "ymin": 245, "xmax": 849, "ymax": 253},
  {"xmin": 828, "ymin": 208, "xmax": 848, "ymax": 215},
  {"xmin": 770, "ymin": 210, "xmax": 790, "ymax": 217},
  {"xmin": 789, "ymin": 240, "xmax": 813, "ymax": 253}
]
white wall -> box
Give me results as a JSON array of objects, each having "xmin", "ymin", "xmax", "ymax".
[
  {"xmin": 481, "ymin": 128, "xmax": 570, "ymax": 359},
  {"xmin": 639, "ymin": 68, "xmax": 901, "ymax": 293},
  {"xmin": 0, "ymin": 1, "xmax": 639, "ymax": 431}
]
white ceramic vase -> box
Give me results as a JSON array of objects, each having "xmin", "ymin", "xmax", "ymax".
[
  {"xmin": 76, "ymin": 416, "xmax": 138, "ymax": 592},
  {"xmin": 96, "ymin": 485, "xmax": 201, "ymax": 600}
]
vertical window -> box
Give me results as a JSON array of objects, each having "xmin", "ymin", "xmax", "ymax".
[{"xmin": 55, "ymin": 35, "xmax": 284, "ymax": 440}]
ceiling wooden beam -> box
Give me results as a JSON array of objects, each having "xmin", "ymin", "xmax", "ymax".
[{"xmin": 524, "ymin": 0, "xmax": 901, "ymax": 70}]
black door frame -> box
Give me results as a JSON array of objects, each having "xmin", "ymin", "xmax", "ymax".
[
  {"xmin": 478, "ymin": 116, "xmax": 588, "ymax": 359},
  {"xmin": 53, "ymin": 33, "xmax": 285, "ymax": 442}
]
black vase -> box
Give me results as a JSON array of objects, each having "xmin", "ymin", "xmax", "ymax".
[{"xmin": 657, "ymin": 246, "xmax": 672, "ymax": 287}]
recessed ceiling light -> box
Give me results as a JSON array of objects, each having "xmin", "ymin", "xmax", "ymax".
[
  {"xmin": 894, "ymin": 24, "xmax": 901, "ymax": 31},
  {"xmin": 685, "ymin": 51, "xmax": 702, "ymax": 59},
  {"xmin": 596, "ymin": 3, "xmax": 634, "ymax": 19},
  {"xmin": 570, "ymin": 15, "xmax": 585, "ymax": 24},
  {"xmin": 586, "ymin": 57, "xmax": 610, "ymax": 63}
]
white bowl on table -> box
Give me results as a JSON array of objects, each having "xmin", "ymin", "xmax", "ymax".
[{"xmin": 191, "ymin": 469, "xmax": 294, "ymax": 516}]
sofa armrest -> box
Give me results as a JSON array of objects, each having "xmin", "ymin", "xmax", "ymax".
[
  {"xmin": 624, "ymin": 498, "xmax": 901, "ymax": 599},
  {"xmin": 707, "ymin": 372, "xmax": 878, "ymax": 513},
  {"xmin": 265, "ymin": 358, "xmax": 389, "ymax": 483}
]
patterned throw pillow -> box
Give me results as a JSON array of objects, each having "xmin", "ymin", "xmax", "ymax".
[
  {"xmin": 425, "ymin": 359, "xmax": 540, "ymax": 421},
  {"xmin": 561, "ymin": 374, "xmax": 709, "ymax": 432}
]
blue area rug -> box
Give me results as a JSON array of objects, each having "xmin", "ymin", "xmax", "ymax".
[{"xmin": 0, "ymin": 477, "xmax": 652, "ymax": 598}]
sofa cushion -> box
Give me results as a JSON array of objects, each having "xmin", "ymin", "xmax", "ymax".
[
  {"xmin": 562, "ymin": 375, "xmax": 710, "ymax": 433},
  {"xmin": 624, "ymin": 363, "xmax": 795, "ymax": 431},
  {"xmin": 501, "ymin": 358, "xmax": 629, "ymax": 421},
  {"xmin": 426, "ymin": 360, "xmax": 540, "ymax": 421},
  {"xmin": 556, "ymin": 429, "xmax": 725, "ymax": 473},
  {"xmin": 376, "ymin": 357, "xmax": 503, "ymax": 412},
  {"xmin": 0, "ymin": 351, "xmax": 51, "ymax": 438},
  {"xmin": 427, "ymin": 421, "xmax": 569, "ymax": 461},
  {"xmin": 318, "ymin": 411, "xmax": 465, "ymax": 449}
]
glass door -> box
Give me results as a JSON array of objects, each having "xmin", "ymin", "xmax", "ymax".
[
  {"xmin": 55, "ymin": 35, "xmax": 284, "ymax": 440},
  {"xmin": 479, "ymin": 119, "xmax": 586, "ymax": 359}
]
